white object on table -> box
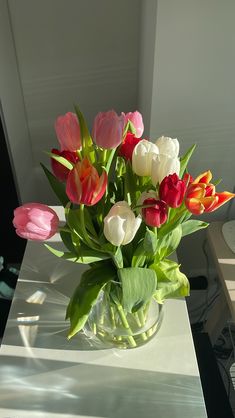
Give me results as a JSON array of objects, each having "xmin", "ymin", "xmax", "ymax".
[
  {"xmin": 205, "ymin": 221, "xmax": 235, "ymax": 345},
  {"xmin": 222, "ymin": 220, "xmax": 235, "ymax": 254},
  {"xmin": 0, "ymin": 207, "xmax": 207, "ymax": 418}
]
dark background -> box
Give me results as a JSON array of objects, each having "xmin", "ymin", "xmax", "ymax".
[{"xmin": 0, "ymin": 117, "xmax": 26, "ymax": 264}]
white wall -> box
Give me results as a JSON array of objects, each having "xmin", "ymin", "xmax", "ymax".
[
  {"xmin": 0, "ymin": 0, "xmax": 37, "ymax": 203},
  {"xmin": 6, "ymin": 0, "xmax": 141, "ymax": 203},
  {"xmin": 2, "ymin": 0, "xmax": 235, "ymax": 276},
  {"xmin": 140, "ymin": 0, "xmax": 235, "ymax": 277}
]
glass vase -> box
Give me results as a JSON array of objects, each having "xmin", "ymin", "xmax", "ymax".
[{"xmin": 83, "ymin": 291, "xmax": 163, "ymax": 349}]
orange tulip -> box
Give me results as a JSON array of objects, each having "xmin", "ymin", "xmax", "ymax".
[
  {"xmin": 185, "ymin": 170, "xmax": 235, "ymax": 215},
  {"xmin": 66, "ymin": 158, "xmax": 107, "ymax": 206}
]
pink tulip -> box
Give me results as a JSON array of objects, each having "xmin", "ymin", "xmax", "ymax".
[
  {"xmin": 55, "ymin": 112, "xmax": 81, "ymax": 152},
  {"xmin": 123, "ymin": 111, "xmax": 144, "ymax": 138},
  {"xmin": 13, "ymin": 203, "xmax": 59, "ymax": 241},
  {"xmin": 92, "ymin": 110, "xmax": 125, "ymax": 149}
]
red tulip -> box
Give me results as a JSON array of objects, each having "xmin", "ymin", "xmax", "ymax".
[
  {"xmin": 119, "ymin": 132, "xmax": 142, "ymax": 161},
  {"xmin": 55, "ymin": 112, "xmax": 81, "ymax": 152},
  {"xmin": 185, "ymin": 170, "xmax": 235, "ymax": 215},
  {"xmin": 51, "ymin": 148, "xmax": 79, "ymax": 182},
  {"xmin": 142, "ymin": 198, "xmax": 168, "ymax": 228},
  {"xmin": 159, "ymin": 173, "xmax": 186, "ymax": 208},
  {"xmin": 66, "ymin": 158, "xmax": 107, "ymax": 205}
]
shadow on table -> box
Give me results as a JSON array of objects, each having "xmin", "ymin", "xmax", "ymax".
[{"xmin": 0, "ymin": 354, "xmax": 205, "ymax": 418}]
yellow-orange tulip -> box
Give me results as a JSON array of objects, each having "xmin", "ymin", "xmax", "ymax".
[{"xmin": 185, "ymin": 170, "xmax": 235, "ymax": 215}]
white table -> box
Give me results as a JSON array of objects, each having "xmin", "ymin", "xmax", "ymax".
[{"xmin": 0, "ymin": 208, "xmax": 207, "ymax": 418}]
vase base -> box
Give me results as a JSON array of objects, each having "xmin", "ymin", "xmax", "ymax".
[{"xmin": 83, "ymin": 297, "xmax": 164, "ymax": 349}]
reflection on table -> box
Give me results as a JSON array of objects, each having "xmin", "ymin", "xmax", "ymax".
[{"xmin": 0, "ymin": 216, "xmax": 207, "ymax": 418}]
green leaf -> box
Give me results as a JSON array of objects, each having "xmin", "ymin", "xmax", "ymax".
[
  {"xmin": 40, "ymin": 163, "xmax": 69, "ymax": 206},
  {"xmin": 158, "ymin": 210, "xmax": 186, "ymax": 239},
  {"xmin": 65, "ymin": 206, "xmax": 84, "ymax": 241},
  {"xmin": 143, "ymin": 228, "xmax": 158, "ymax": 255},
  {"xmin": 131, "ymin": 240, "xmax": 146, "ymax": 267},
  {"xmin": 60, "ymin": 229, "xmax": 76, "ymax": 253},
  {"xmin": 74, "ymin": 105, "xmax": 95, "ymax": 162},
  {"xmin": 44, "ymin": 243, "xmax": 110, "ymax": 264},
  {"xmin": 118, "ymin": 267, "xmax": 157, "ymax": 313},
  {"xmin": 156, "ymin": 225, "xmax": 182, "ymax": 260},
  {"xmin": 150, "ymin": 259, "xmax": 190, "ymax": 303},
  {"xmin": 67, "ymin": 262, "xmax": 117, "ymax": 338},
  {"xmin": 84, "ymin": 208, "xmax": 98, "ymax": 238},
  {"xmin": 179, "ymin": 144, "xmax": 196, "ymax": 177},
  {"xmin": 181, "ymin": 220, "xmax": 209, "ymax": 237},
  {"xmin": 46, "ymin": 152, "xmax": 73, "ymax": 170}
]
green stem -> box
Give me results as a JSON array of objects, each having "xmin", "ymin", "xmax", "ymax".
[
  {"xmin": 138, "ymin": 308, "xmax": 147, "ymax": 327},
  {"xmin": 101, "ymin": 149, "xmax": 107, "ymax": 163},
  {"xmin": 79, "ymin": 204, "xmax": 98, "ymax": 250},
  {"xmin": 116, "ymin": 304, "xmax": 137, "ymax": 348}
]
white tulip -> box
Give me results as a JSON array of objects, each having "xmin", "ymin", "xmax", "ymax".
[
  {"xmin": 104, "ymin": 201, "xmax": 142, "ymax": 246},
  {"xmin": 155, "ymin": 136, "xmax": 179, "ymax": 158},
  {"xmin": 132, "ymin": 139, "xmax": 159, "ymax": 176},
  {"xmin": 151, "ymin": 154, "xmax": 180, "ymax": 185}
]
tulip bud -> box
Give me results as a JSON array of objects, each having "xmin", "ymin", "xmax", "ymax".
[
  {"xmin": 13, "ymin": 203, "xmax": 59, "ymax": 241},
  {"xmin": 151, "ymin": 154, "xmax": 180, "ymax": 185},
  {"xmin": 142, "ymin": 198, "xmax": 168, "ymax": 228},
  {"xmin": 159, "ymin": 173, "xmax": 186, "ymax": 208},
  {"xmin": 119, "ymin": 132, "xmax": 142, "ymax": 161},
  {"xmin": 155, "ymin": 136, "xmax": 179, "ymax": 158},
  {"xmin": 123, "ymin": 111, "xmax": 144, "ymax": 138},
  {"xmin": 92, "ymin": 110, "xmax": 125, "ymax": 149},
  {"xmin": 66, "ymin": 158, "xmax": 107, "ymax": 206},
  {"xmin": 132, "ymin": 139, "xmax": 159, "ymax": 176},
  {"xmin": 51, "ymin": 148, "xmax": 79, "ymax": 182},
  {"xmin": 104, "ymin": 201, "xmax": 142, "ymax": 246},
  {"xmin": 55, "ymin": 112, "xmax": 81, "ymax": 152}
]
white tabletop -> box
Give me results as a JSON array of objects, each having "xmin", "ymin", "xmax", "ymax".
[{"xmin": 0, "ymin": 208, "xmax": 207, "ymax": 418}]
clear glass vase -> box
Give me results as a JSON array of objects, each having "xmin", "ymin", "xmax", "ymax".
[{"xmin": 83, "ymin": 291, "xmax": 163, "ymax": 349}]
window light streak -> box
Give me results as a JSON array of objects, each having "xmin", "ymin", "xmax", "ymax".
[
  {"xmin": 26, "ymin": 290, "xmax": 47, "ymax": 304},
  {"xmin": 17, "ymin": 316, "xmax": 40, "ymax": 323},
  {"xmin": 218, "ymin": 258, "xmax": 235, "ymax": 265}
]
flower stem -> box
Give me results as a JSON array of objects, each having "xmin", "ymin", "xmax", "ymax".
[
  {"xmin": 116, "ymin": 304, "xmax": 137, "ymax": 348},
  {"xmin": 79, "ymin": 204, "xmax": 98, "ymax": 250}
]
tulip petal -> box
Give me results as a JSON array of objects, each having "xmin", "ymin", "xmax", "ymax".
[
  {"xmin": 205, "ymin": 191, "xmax": 235, "ymax": 212},
  {"xmin": 104, "ymin": 216, "xmax": 126, "ymax": 246},
  {"xmin": 193, "ymin": 170, "xmax": 212, "ymax": 184},
  {"xmin": 200, "ymin": 196, "xmax": 218, "ymax": 212},
  {"xmin": 205, "ymin": 183, "xmax": 215, "ymax": 196},
  {"xmin": 123, "ymin": 215, "xmax": 142, "ymax": 245},
  {"xmin": 185, "ymin": 198, "xmax": 205, "ymax": 215},
  {"xmin": 186, "ymin": 184, "xmax": 206, "ymax": 199},
  {"xmin": 66, "ymin": 166, "xmax": 82, "ymax": 204},
  {"xmin": 91, "ymin": 170, "xmax": 107, "ymax": 205}
]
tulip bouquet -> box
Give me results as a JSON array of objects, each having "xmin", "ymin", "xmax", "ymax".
[{"xmin": 13, "ymin": 107, "xmax": 235, "ymax": 349}]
